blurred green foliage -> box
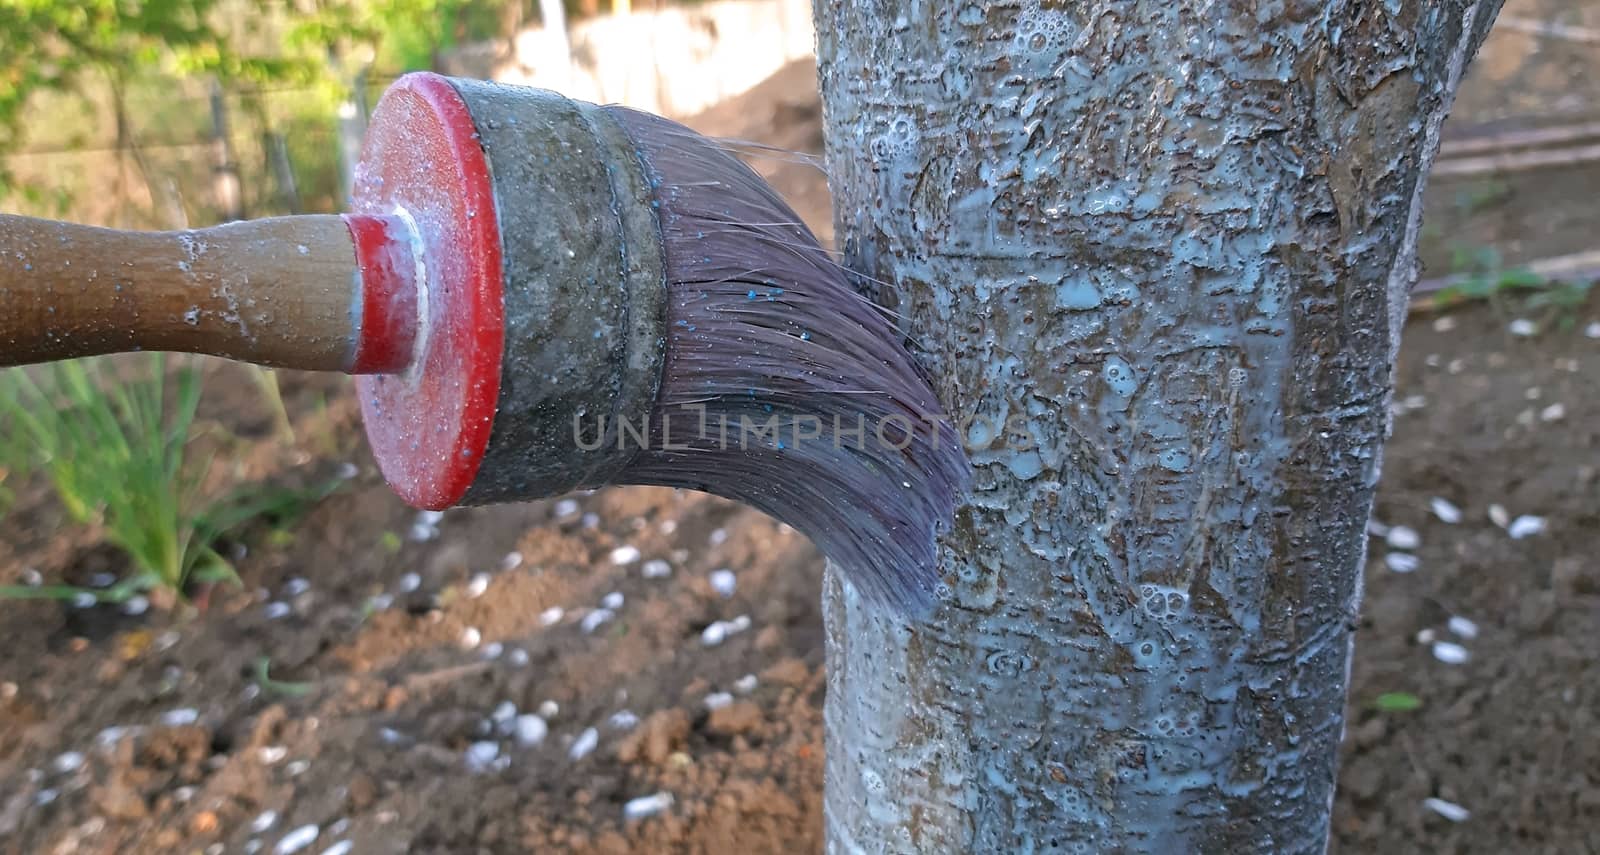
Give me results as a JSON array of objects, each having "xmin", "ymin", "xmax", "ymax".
[{"xmin": 0, "ymin": 0, "xmax": 517, "ymax": 200}]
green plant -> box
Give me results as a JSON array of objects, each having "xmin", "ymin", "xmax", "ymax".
[
  {"xmin": 1371, "ymin": 691, "xmax": 1423, "ymax": 713},
  {"xmin": 1434, "ymin": 244, "xmax": 1596, "ymax": 328},
  {"xmin": 253, "ymin": 656, "xmax": 313, "ymax": 697},
  {"xmin": 0, "ymin": 355, "xmax": 334, "ymax": 602},
  {"xmin": 247, "ymin": 365, "xmax": 295, "ymax": 442},
  {"xmin": 1524, "ymin": 278, "xmax": 1596, "ymax": 329}
]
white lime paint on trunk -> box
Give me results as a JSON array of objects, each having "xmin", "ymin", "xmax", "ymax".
[{"xmin": 815, "ymin": 2, "xmax": 1503, "ymax": 850}]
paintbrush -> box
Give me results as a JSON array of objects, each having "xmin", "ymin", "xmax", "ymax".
[{"xmin": 0, "ymin": 73, "xmax": 967, "ymax": 614}]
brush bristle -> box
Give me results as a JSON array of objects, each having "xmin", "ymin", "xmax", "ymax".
[{"xmin": 602, "ymin": 106, "xmax": 969, "ymax": 615}]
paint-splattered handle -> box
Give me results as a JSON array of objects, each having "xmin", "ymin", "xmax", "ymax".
[{"xmin": 0, "ymin": 212, "xmax": 419, "ymax": 373}]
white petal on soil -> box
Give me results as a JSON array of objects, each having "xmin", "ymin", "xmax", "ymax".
[
  {"xmin": 623, "ymin": 792, "xmax": 675, "ymax": 821},
  {"xmin": 1447, "ymin": 615, "xmax": 1479, "ymax": 640},
  {"xmin": 539, "ymin": 606, "xmax": 565, "ymax": 626},
  {"xmin": 1540, "ymin": 402, "xmax": 1566, "ymax": 422},
  {"xmin": 609, "ymin": 545, "xmax": 641, "ymax": 565},
  {"xmin": 1423, "ymin": 797, "xmax": 1471, "ymax": 822},
  {"xmin": 733, "ymin": 674, "xmax": 759, "ymax": 694},
  {"xmin": 1385, "ymin": 553, "xmax": 1420, "ymax": 574},
  {"xmin": 160, "ymin": 708, "xmax": 199, "ymax": 727},
  {"xmin": 1508, "ymin": 515, "xmax": 1547, "ymax": 539},
  {"xmin": 459, "ymin": 627, "xmax": 482, "ymax": 650},
  {"xmin": 283, "ymin": 577, "xmax": 310, "ymax": 596},
  {"xmin": 72, "ymin": 592, "xmax": 97, "ymax": 609},
  {"xmin": 480, "ymin": 642, "xmax": 504, "ymax": 660},
  {"xmin": 1366, "ymin": 519, "xmax": 1391, "ymax": 538},
  {"xmin": 258, "ymin": 745, "xmax": 287, "ymax": 765},
  {"xmin": 569, "ymin": 727, "xmax": 599, "ymax": 760},
  {"xmin": 538, "ymin": 700, "xmax": 559, "ymax": 719},
  {"xmin": 1585, "ymin": 321, "xmax": 1600, "ymax": 339},
  {"xmin": 500, "ymin": 551, "xmax": 524, "ymax": 571},
  {"xmin": 1415, "ymin": 628, "xmax": 1437, "ymax": 645},
  {"xmin": 492, "ymin": 701, "xmax": 517, "ymax": 724},
  {"xmin": 507, "ymin": 648, "xmax": 531, "ymax": 667},
  {"xmin": 581, "ymin": 609, "xmax": 614, "ymax": 633},
  {"xmin": 1428, "ymin": 497, "xmax": 1462, "ymax": 524},
  {"xmin": 1385, "ymin": 526, "xmax": 1420, "ymax": 550},
  {"xmin": 251, "ymin": 810, "xmax": 279, "ymax": 833},
  {"xmin": 123, "ymin": 595, "xmax": 150, "ymax": 616},
  {"xmin": 641, "ymin": 559, "xmax": 673, "ymax": 579},
  {"xmin": 94, "ymin": 726, "xmax": 131, "ymax": 748},
  {"xmin": 275, "ymin": 824, "xmax": 319, "ymax": 854},
  {"xmin": 263, "ymin": 602, "xmax": 292, "ymax": 620},
  {"xmin": 700, "ymin": 615, "xmax": 751, "ymax": 647},
  {"xmin": 609, "ymin": 710, "xmax": 640, "ymax": 731},
  {"xmin": 601, "ymin": 591, "xmax": 624, "ymax": 610},
  {"xmin": 1488, "ymin": 503, "xmax": 1510, "ymax": 528},
  {"xmin": 709, "ymin": 528, "xmax": 729, "ymax": 546},
  {"xmin": 397, "ymin": 572, "xmax": 422, "ymax": 593},
  {"xmin": 464, "ymin": 741, "xmax": 500, "ymax": 773},
  {"xmin": 408, "ymin": 523, "xmax": 438, "ymax": 542},
  {"xmin": 659, "ymin": 519, "xmax": 679, "ymax": 535},
  {"xmin": 320, "ymin": 842, "xmax": 354, "ymax": 855},
  {"xmin": 709, "ymin": 569, "xmax": 737, "ymax": 598},
  {"xmin": 515, "ymin": 714, "xmax": 548, "ymax": 747},
  {"xmin": 465, "ymin": 573, "xmax": 491, "ymax": 598},
  {"xmin": 1431, "ymin": 641, "xmax": 1470, "ymax": 665},
  {"xmin": 52, "ymin": 751, "xmax": 84, "ymax": 774},
  {"xmin": 554, "ymin": 499, "xmax": 580, "ymax": 518},
  {"xmin": 1508, "ymin": 318, "xmax": 1537, "ymax": 337},
  {"xmin": 704, "ymin": 692, "xmax": 735, "ymax": 711}
]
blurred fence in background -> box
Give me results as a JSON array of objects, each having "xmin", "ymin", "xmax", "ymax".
[{"xmin": 1, "ymin": 77, "xmax": 392, "ymax": 230}]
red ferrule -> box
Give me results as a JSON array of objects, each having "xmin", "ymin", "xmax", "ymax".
[{"xmin": 344, "ymin": 212, "xmax": 420, "ymax": 374}]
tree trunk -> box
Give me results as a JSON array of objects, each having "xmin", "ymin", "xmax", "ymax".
[{"xmin": 814, "ymin": 3, "xmax": 1503, "ymax": 851}]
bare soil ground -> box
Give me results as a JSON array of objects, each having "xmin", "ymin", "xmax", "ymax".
[{"xmin": 3, "ymin": 21, "xmax": 1599, "ymax": 854}]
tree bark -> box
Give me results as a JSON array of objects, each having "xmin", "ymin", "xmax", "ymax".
[{"xmin": 814, "ymin": 2, "xmax": 1503, "ymax": 851}]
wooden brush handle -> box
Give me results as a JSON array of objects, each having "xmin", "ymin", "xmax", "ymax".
[{"xmin": 0, "ymin": 212, "xmax": 419, "ymax": 373}]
